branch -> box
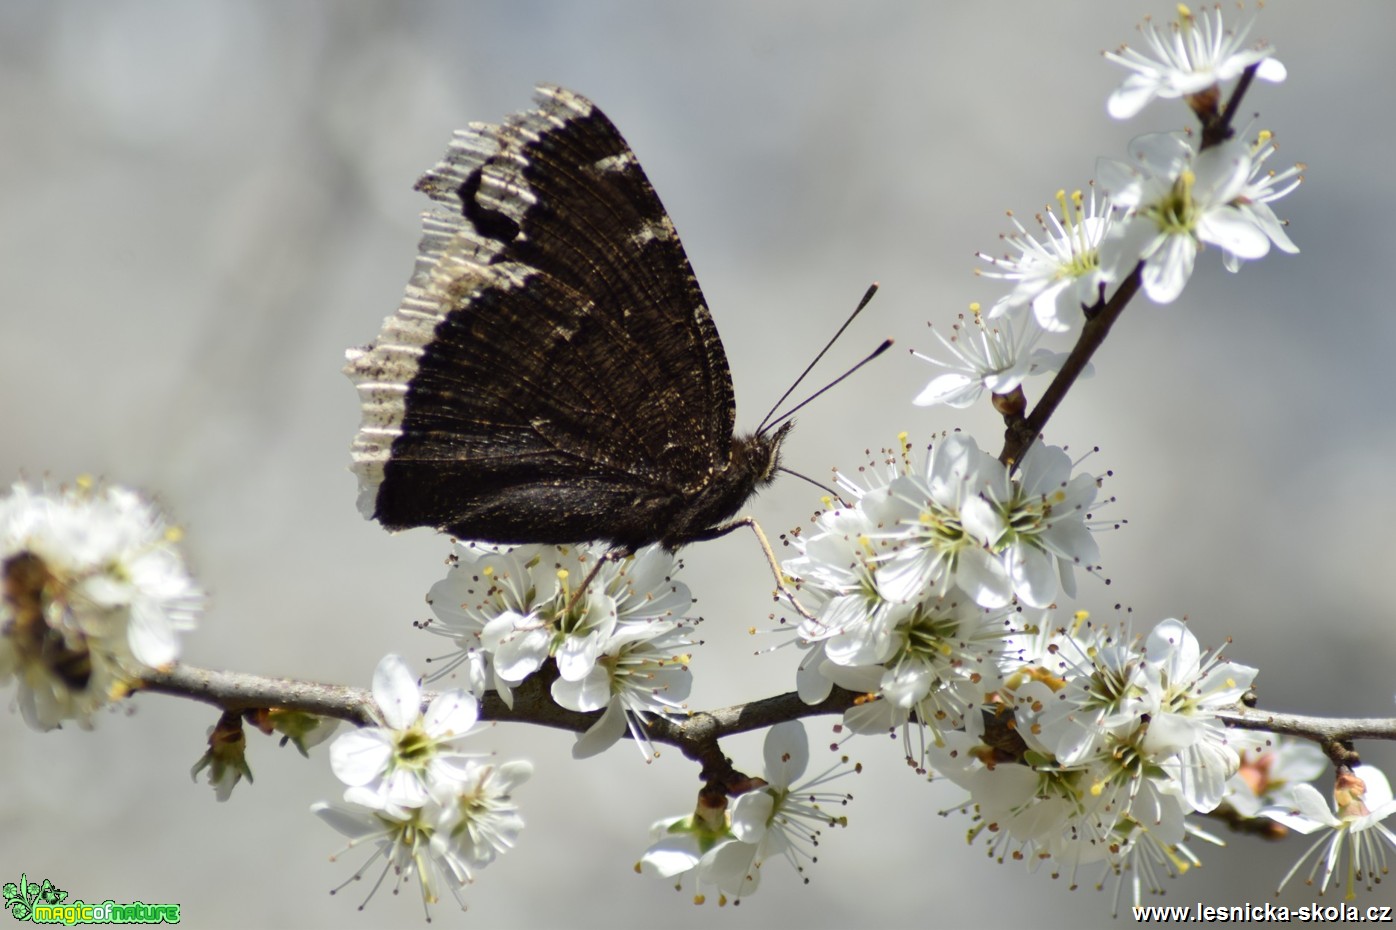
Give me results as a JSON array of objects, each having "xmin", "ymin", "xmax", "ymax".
[
  {"xmin": 136, "ymin": 661, "xmax": 862, "ymax": 752},
  {"xmin": 139, "ymin": 661, "xmax": 1396, "ymax": 781},
  {"xmin": 138, "ymin": 664, "xmax": 375, "ymax": 721},
  {"xmin": 999, "ymin": 262, "xmax": 1143, "ymax": 467},
  {"xmin": 1215, "ymin": 706, "xmax": 1396, "ymax": 742},
  {"xmin": 1215, "ymin": 706, "xmax": 1389, "ymax": 768}
]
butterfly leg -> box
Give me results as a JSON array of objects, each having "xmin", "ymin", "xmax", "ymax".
[
  {"xmin": 564, "ymin": 547, "xmax": 632, "ymax": 615},
  {"xmin": 695, "ymin": 517, "xmax": 817, "ymax": 624}
]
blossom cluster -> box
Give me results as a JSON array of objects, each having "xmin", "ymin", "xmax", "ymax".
[
  {"xmin": 779, "ymin": 424, "xmax": 1269, "ymax": 894},
  {"xmin": 637, "ymin": 721, "xmax": 856, "ymax": 904},
  {"xmin": 917, "ymin": 5, "xmax": 1301, "ymax": 411},
  {"xmin": 0, "ymin": 479, "xmax": 203, "ymax": 730},
  {"xmin": 927, "ymin": 616, "xmax": 1257, "ymax": 900},
  {"xmin": 312, "ymin": 655, "xmax": 532, "ymax": 914},
  {"xmin": 423, "ymin": 541, "xmax": 698, "ymax": 759},
  {"xmin": 782, "ymin": 432, "xmax": 1098, "ymax": 763},
  {"xmin": 866, "ymin": 600, "xmax": 1396, "ymax": 909}
]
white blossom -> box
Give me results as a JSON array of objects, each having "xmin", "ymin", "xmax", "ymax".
[
  {"xmin": 638, "ymin": 722, "xmax": 854, "ymax": 903},
  {"xmin": 0, "ymin": 479, "xmax": 202, "ymax": 730},
  {"xmin": 1104, "ymin": 5, "xmax": 1286, "ymax": 120},
  {"xmin": 312, "ymin": 757, "xmax": 531, "ymax": 917},
  {"xmin": 555, "ymin": 617, "xmax": 697, "ymax": 761},
  {"xmin": 1224, "ymin": 130, "xmax": 1302, "ymax": 271},
  {"xmin": 424, "ymin": 542, "xmax": 693, "ymax": 709},
  {"xmin": 978, "ymin": 189, "xmax": 1117, "ymax": 332},
  {"xmin": 328, "ymin": 654, "xmax": 484, "ymax": 814},
  {"xmin": 1264, "ymin": 766, "xmax": 1396, "ymax": 899},
  {"xmin": 912, "ymin": 310, "xmax": 1066, "ymax": 409},
  {"xmin": 1099, "ymin": 132, "xmax": 1272, "ymax": 303}
]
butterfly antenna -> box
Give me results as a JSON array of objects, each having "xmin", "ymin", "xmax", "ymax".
[
  {"xmin": 757, "ymin": 282, "xmax": 881, "ymax": 434},
  {"xmin": 763, "ymin": 338, "xmax": 894, "ymax": 433},
  {"xmin": 777, "ymin": 466, "xmax": 840, "ymax": 500}
]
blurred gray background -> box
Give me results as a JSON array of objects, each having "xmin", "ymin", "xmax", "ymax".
[{"xmin": 4, "ymin": 1, "xmax": 1394, "ymax": 927}]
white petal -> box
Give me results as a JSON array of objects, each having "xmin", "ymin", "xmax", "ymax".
[
  {"xmin": 729, "ymin": 790, "xmax": 775, "ymax": 843},
  {"xmin": 424, "ymin": 689, "xmax": 479, "ymax": 738},
  {"xmin": 555, "ymin": 629, "xmax": 605, "ymax": 681},
  {"xmin": 1144, "ymin": 619, "xmax": 1198, "ymax": 677},
  {"xmin": 126, "ymin": 599, "xmax": 178, "ymax": 667},
  {"xmin": 1107, "ymin": 76, "xmax": 1159, "ymax": 119},
  {"xmin": 311, "ymin": 802, "xmax": 382, "ymax": 839},
  {"xmin": 842, "ymin": 697, "xmax": 900, "ymax": 734},
  {"xmin": 795, "ymin": 652, "xmax": 834, "ymax": 704},
  {"xmin": 762, "ymin": 721, "xmax": 809, "ymax": 787},
  {"xmin": 810, "ymin": 593, "xmax": 878, "ymax": 641},
  {"xmin": 960, "ymin": 495, "xmax": 1005, "ymax": 546},
  {"xmin": 1007, "ymin": 544, "xmax": 1059, "ymax": 609},
  {"xmin": 914, "ymin": 373, "xmax": 981, "ymax": 409},
  {"xmin": 371, "ymin": 654, "xmax": 422, "ymax": 730},
  {"xmin": 382, "ymin": 767, "xmax": 430, "ymax": 809},
  {"xmin": 329, "ymin": 729, "xmax": 393, "ymax": 787},
  {"xmin": 550, "ymin": 665, "xmax": 612, "ymax": 713},
  {"xmin": 1095, "ymin": 157, "xmax": 1143, "ymax": 207},
  {"xmin": 824, "ymin": 610, "xmax": 895, "ymax": 666},
  {"xmin": 880, "ymin": 661, "xmax": 932, "ymax": 708},
  {"xmin": 1355, "ymin": 765, "xmax": 1396, "ymax": 809},
  {"xmin": 1130, "ymin": 132, "xmax": 1195, "ymax": 177},
  {"xmin": 1194, "ymin": 144, "xmax": 1253, "ymax": 203},
  {"xmin": 1267, "ymin": 784, "xmax": 1340, "ymax": 833},
  {"xmin": 491, "ymin": 759, "xmax": 535, "ymax": 793},
  {"xmin": 1255, "ymin": 58, "xmax": 1287, "ymax": 83},
  {"xmin": 956, "ymin": 546, "xmax": 1012, "ymax": 609},
  {"xmin": 928, "ymin": 434, "xmax": 983, "ymax": 499},
  {"xmin": 1198, "ymin": 209, "xmax": 1271, "ymax": 259},
  {"xmin": 1030, "ymin": 280, "xmax": 1080, "ymax": 333},
  {"xmin": 1142, "ymin": 710, "xmax": 1201, "ymax": 756},
  {"xmin": 1017, "ymin": 442, "xmax": 1072, "ymax": 496},
  {"xmin": 874, "ymin": 552, "xmax": 936, "ymax": 606},
  {"xmin": 1101, "ymin": 215, "xmax": 1158, "ymax": 275},
  {"xmin": 703, "ymin": 840, "xmax": 761, "ymax": 897},
  {"xmin": 571, "ymin": 700, "xmax": 627, "ymax": 758},
  {"xmin": 1175, "ymin": 739, "xmax": 1237, "ymax": 812},
  {"xmin": 486, "ymin": 617, "xmax": 550, "ymax": 682},
  {"xmin": 639, "ymin": 835, "xmax": 703, "ymax": 877},
  {"xmin": 1141, "ymin": 234, "xmax": 1197, "ymax": 303},
  {"xmin": 1041, "ymin": 515, "xmax": 1099, "ymax": 566},
  {"xmin": 1247, "ymin": 202, "xmax": 1299, "ymax": 253}
]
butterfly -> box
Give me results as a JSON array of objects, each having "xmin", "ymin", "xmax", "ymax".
[{"xmin": 344, "ymin": 85, "xmax": 791, "ymax": 552}]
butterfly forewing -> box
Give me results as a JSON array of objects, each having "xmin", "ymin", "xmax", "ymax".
[{"xmin": 345, "ymin": 85, "xmax": 780, "ymax": 550}]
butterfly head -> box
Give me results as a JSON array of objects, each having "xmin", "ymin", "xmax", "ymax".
[{"xmin": 743, "ymin": 419, "xmax": 795, "ymax": 487}]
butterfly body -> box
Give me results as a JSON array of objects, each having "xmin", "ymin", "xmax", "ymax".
[{"xmin": 345, "ymin": 85, "xmax": 788, "ymax": 551}]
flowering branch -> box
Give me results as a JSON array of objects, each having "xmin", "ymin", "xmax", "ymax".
[
  {"xmin": 12, "ymin": 6, "xmax": 1381, "ymax": 918},
  {"xmin": 139, "ymin": 658, "xmax": 1396, "ymax": 756},
  {"xmin": 137, "ymin": 660, "xmax": 862, "ymax": 747},
  {"xmin": 998, "ymin": 59, "xmax": 1264, "ymax": 469}
]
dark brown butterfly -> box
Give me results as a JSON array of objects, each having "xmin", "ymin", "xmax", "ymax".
[{"xmin": 345, "ymin": 85, "xmax": 791, "ymax": 551}]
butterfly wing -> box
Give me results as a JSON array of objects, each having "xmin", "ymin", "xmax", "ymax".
[{"xmin": 345, "ymin": 85, "xmax": 738, "ymax": 546}]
